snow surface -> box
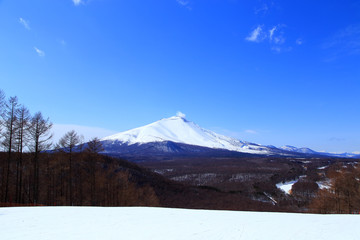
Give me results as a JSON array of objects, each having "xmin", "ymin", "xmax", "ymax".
[
  {"xmin": 276, "ymin": 176, "xmax": 307, "ymax": 194},
  {"xmin": 102, "ymin": 116, "xmax": 271, "ymax": 154},
  {"xmin": 1, "ymin": 207, "xmax": 360, "ymax": 240},
  {"xmin": 276, "ymin": 180, "xmax": 299, "ymax": 194}
]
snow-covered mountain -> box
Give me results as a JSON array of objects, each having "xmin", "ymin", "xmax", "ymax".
[
  {"xmin": 280, "ymin": 145, "xmax": 317, "ymax": 154},
  {"xmin": 102, "ymin": 115, "xmax": 280, "ymax": 155},
  {"xmin": 100, "ymin": 115, "xmax": 359, "ymax": 158},
  {"xmin": 279, "ymin": 145, "xmax": 360, "ymax": 158}
]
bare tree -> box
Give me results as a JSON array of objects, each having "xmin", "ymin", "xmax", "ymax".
[
  {"xmin": 310, "ymin": 164, "xmax": 360, "ymax": 214},
  {"xmin": 28, "ymin": 112, "xmax": 53, "ymax": 204},
  {"xmin": 85, "ymin": 137, "xmax": 104, "ymax": 204},
  {"xmin": 0, "ymin": 89, "xmax": 5, "ymax": 133},
  {"xmin": 85, "ymin": 137, "xmax": 104, "ymax": 154},
  {"xmin": 0, "ymin": 89, "xmax": 5, "ymax": 201},
  {"xmin": 57, "ymin": 130, "xmax": 83, "ymax": 205},
  {"xmin": 1, "ymin": 96, "xmax": 19, "ymax": 202},
  {"xmin": 14, "ymin": 105, "xmax": 31, "ymax": 203}
]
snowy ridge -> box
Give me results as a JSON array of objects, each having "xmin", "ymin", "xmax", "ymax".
[
  {"xmin": 280, "ymin": 145, "xmax": 360, "ymax": 158},
  {"xmin": 102, "ymin": 116, "xmax": 272, "ymax": 154},
  {"xmin": 280, "ymin": 145, "xmax": 317, "ymax": 154}
]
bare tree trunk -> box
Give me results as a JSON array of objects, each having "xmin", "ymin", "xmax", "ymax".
[
  {"xmin": 2, "ymin": 97, "xmax": 19, "ymax": 203},
  {"xmin": 69, "ymin": 151, "xmax": 73, "ymax": 205}
]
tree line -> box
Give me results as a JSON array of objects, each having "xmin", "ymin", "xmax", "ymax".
[
  {"xmin": 0, "ymin": 89, "xmax": 159, "ymax": 206},
  {"xmin": 0, "ymin": 89, "xmax": 53, "ymax": 204}
]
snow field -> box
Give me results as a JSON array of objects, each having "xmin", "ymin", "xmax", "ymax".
[{"xmin": 1, "ymin": 207, "xmax": 360, "ymax": 240}]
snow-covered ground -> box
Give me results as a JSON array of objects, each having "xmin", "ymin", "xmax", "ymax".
[
  {"xmin": 276, "ymin": 180, "xmax": 298, "ymax": 194},
  {"xmin": 1, "ymin": 207, "xmax": 359, "ymax": 240}
]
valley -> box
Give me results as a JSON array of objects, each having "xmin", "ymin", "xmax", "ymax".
[{"xmin": 137, "ymin": 155, "xmax": 358, "ymax": 212}]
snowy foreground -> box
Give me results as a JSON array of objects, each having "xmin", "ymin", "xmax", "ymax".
[{"xmin": 1, "ymin": 207, "xmax": 359, "ymax": 240}]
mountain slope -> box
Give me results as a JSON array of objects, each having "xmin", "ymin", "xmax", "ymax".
[{"xmin": 280, "ymin": 145, "xmax": 317, "ymax": 154}]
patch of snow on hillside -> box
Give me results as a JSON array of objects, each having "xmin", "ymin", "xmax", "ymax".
[
  {"xmin": 276, "ymin": 176, "xmax": 307, "ymax": 194},
  {"xmin": 276, "ymin": 180, "xmax": 299, "ymax": 194},
  {"xmin": 317, "ymin": 180, "xmax": 331, "ymax": 189},
  {"xmin": 1, "ymin": 207, "xmax": 360, "ymax": 240}
]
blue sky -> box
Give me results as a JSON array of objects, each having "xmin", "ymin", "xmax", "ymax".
[{"xmin": 1, "ymin": 0, "xmax": 359, "ymax": 153}]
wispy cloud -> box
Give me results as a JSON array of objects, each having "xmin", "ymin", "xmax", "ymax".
[
  {"xmin": 59, "ymin": 39, "xmax": 66, "ymax": 46},
  {"xmin": 72, "ymin": 0, "xmax": 83, "ymax": 6},
  {"xmin": 245, "ymin": 129, "xmax": 258, "ymax": 134},
  {"xmin": 176, "ymin": 111, "xmax": 186, "ymax": 118},
  {"xmin": 246, "ymin": 25, "xmax": 285, "ymax": 44},
  {"xmin": 177, "ymin": 0, "xmax": 188, "ymax": 6},
  {"xmin": 323, "ymin": 24, "xmax": 360, "ymax": 60},
  {"xmin": 329, "ymin": 137, "xmax": 346, "ymax": 142},
  {"xmin": 269, "ymin": 24, "xmax": 286, "ymax": 44},
  {"xmin": 19, "ymin": 17, "xmax": 30, "ymax": 30},
  {"xmin": 296, "ymin": 38, "xmax": 303, "ymax": 45},
  {"xmin": 34, "ymin": 47, "xmax": 45, "ymax": 57},
  {"xmin": 269, "ymin": 26, "xmax": 277, "ymax": 41},
  {"xmin": 254, "ymin": 3, "xmax": 269, "ymax": 15},
  {"xmin": 176, "ymin": 0, "xmax": 192, "ymax": 10},
  {"xmin": 246, "ymin": 24, "xmax": 291, "ymax": 52},
  {"xmin": 271, "ymin": 46, "xmax": 292, "ymax": 53},
  {"xmin": 245, "ymin": 25, "xmax": 265, "ymax": 42}
]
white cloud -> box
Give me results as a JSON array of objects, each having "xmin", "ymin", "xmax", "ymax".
[
  {"xmin": 176, "ymin": 0, "xmax": 192, "ymax": 10},
  {"xmin": 246, "ymin": 24, "xmax": 291, "ymax": 53},
  {"xmin": 176, "ymin": 111, "xmax": 186, "ymax": 118},
  {"xmin": 52, "ymin": 124, "xmax": 117, "ymax": 144},
  {"xmin": 245, "ymin": 129, "xmax": 258, "ymax": 134},
  {"xmin": 254, "ymin": 4, "xmax": 269, "ymax": 15},
  {"xmin": 19, "ymin": 17, "xmax": 30, "ymax": 30},
  {"xmin": 72, "ymin": 0, "xmax": 83, "ymax": 6},
  {"xmin": 245, "ymin": 25, "xmax": 264, "ymax": 42},
  {"xmin": 273, "ymin": 36, "xmax": 285, "ymax": 44},
  {"xmin": 269, "ymin": 25, "xmax": 286, "ymax": 44},
  {"xmin": 34, "ymin": 47, "xmax": 45, "ymax": 57},
  {"xmin": 269, "ymin": 26, "xmax": 277, "ymax": 41},
  {"xmin": 271, "ymin": 46, "xmax": 281, "ymax": 53},
  {"xmin": 246, "ymin": 25, "xmax": 284, "ymax": 44},
  {"xmin": 59, "ymin": 39, "xmax": 66, "ymax": 46},
  {"xmin": 176, "ymin": 0, "xmax": 189, "ymax": 6},
  {"xmin": 323, "ymin": 24, "xmax": 360, "ymax": 60},
  {"xmin": 296, "ymin": 38, "xmax": 303, "ymax": 45},
  {"xmin": 271, "ymin": 46, "xmax": 292, "ymax": 53}
]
